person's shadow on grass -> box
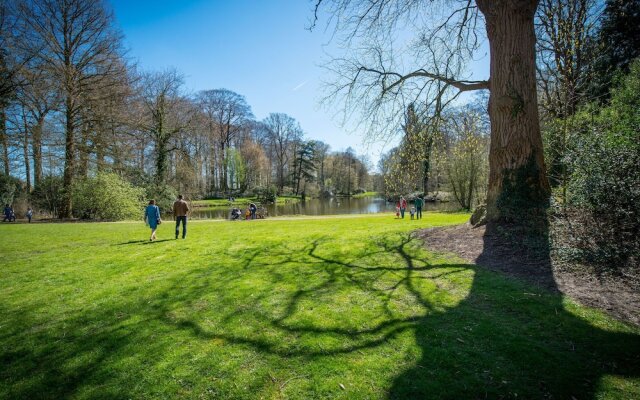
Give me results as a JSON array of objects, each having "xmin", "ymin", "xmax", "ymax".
[{"xmin": 116, "ymin": 239, "xmax": 173, "ymax": 245}]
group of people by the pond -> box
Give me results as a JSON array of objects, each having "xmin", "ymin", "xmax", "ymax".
[
  {"xmin": 230, "ymin": 202, "xmax": 261, "ymax": 221},
  {"xmin": 395, "ymin": 195, "xmax": 424, "ymax": 220},
  {"xmin": 3, "ymin": 204, "xmax": 33, "ymax": 223},
  {"xmin": 144, "ymin": 194, "xmax": 190, "ymax": 241},
  {"xmin": 143, "ymin": 195, "xmax": 264, "ymax": 241}
]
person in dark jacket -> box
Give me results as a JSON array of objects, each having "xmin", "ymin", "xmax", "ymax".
[
  {"xmin": 3, "ymin": 204, "xmax": 13, "ymax": 222},
  {"xmin": 414, "ymin": 195, "xmax": 424, "ymax": 220},
  {"xmin": 173, "ymin": 194, "xmax": 190, "ymax": 239}
]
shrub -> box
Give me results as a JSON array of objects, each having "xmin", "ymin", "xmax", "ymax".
[
  {"xmin": 552, "ymin": 59, "xmax": 640, "ymax": 274},
  {"xmin": 31, "ymin": 176, "xmax": 65, "ymax": 218},
  {"xmin": 73, "ymin": 172, "xmax": 145, "ymax": 220},
  {"xmin": 255, "ymin": 185, "xmax": 277, "ymax": 204},
  {"xmin": 0, "ymin": 173, "xmax": 23, "ymax": 208}
]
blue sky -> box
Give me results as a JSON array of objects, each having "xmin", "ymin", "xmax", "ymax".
[{"xmin": 109, "ymin": 0, "xmax": 489, "ymax": 167}]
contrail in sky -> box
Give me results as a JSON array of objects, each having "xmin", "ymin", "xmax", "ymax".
[{"xmin": 292, "ymin": 81, "xmax": 308, "ymax": 91}]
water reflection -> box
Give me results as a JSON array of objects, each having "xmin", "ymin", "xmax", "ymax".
[{"xmin": 188, "ymin": 197, "xmax": 458, "ymax": 220}]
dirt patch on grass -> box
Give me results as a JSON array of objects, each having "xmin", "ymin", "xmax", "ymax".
[{"xmin": 416, "ymin": 223, "xmax": 640, "ymax": 326}]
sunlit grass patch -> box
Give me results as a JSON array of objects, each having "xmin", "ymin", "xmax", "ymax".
[{"xmin": 0, "ymin": 213, "xmax": 638, "ymax": 399}]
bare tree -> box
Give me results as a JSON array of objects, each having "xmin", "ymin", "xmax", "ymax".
[
  {"xmin": 16, "ymin": 66, "xmax": 60, "ymax": 187},
  {"xmin": 315, "ymin": 0, "xmax": 550, "ymax": 224},
  {"xmin": 136, "ymin": 69, "xmax": 192, "ymax": 185},
  {"xmin": 536, "ymin": 0, "xmax": 600, "ymax": 117},
  {"xmin": 536, "ymin": 0, "xmax": 601, "ymax": 200},
  {"xmin": 444, "ymin": 106, "xmax": 489, "ymax": 210},
  {"xmin": 20, "ymin": 0, "xmax": 126, "ymax": 217},
  {"xmin": 197, "ymin": 89, "xmax": 253, "ymax": 194},
  {"xmin": 0, "ymin": 0, "xmax": 26, "ymax": 176},
  {"xmin": 400, "ymin": 103, "xmax": 441, "ymax": 195},
  {"xmin": 238, "ymin": 136, "xmax": 269, "ymax": 192},
  {"xmin": 313, "ymin": 140, "xmax": 331, "ymax": 193},
  {"xmin": 263, "ymin": 113, "xmax": 303, "ymax": 194}
]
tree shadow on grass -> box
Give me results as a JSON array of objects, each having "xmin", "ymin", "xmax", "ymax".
[
  {"xmin": 387, "ymin": 221, "xmax": 640, "ymax": 399},
  {"xmin": 152, "ymin": 228, "xmax": 640, "ymax": 398},
  {"xmin": 1, "ymin": 225, "xmax": 639, "ymax": 399}
]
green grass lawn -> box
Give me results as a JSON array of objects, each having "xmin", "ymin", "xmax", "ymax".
[
  {"xmin": 1, "ymin": 214, "xmax": 639, "ymax": 399},
  {"xmin": 351, "ymin": 191, "xmax": 379, "ymax": 198}
]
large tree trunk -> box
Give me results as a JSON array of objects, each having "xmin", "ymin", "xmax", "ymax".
[
  {"xmin": 78, "ymin": 122, "xmax": 91, "ymax": 179},
  {"xmin": 21, "ymin": 113, "xmax": 32, "ymax": 192},
  {"xmin": 155, "ymin": 137, "xmax": 169, "ymax": 184},
  {"xmin": 60, "ymin": 97, "xmax": 76, "ymax": 219},
  {"xmin": 32, "ymin": 117, "xmax": 44, "ymax": 187},
  {"xmin": 477, "ymin": 0, "xmax": 550, "ymax": 224},
  {"xmin": 421, "ymin": 136, "xmax": 433, "ymax": 195},
  {"xmin": 0, "ymin": 107, "xmax": 9, "ymax": 176},
  {"xmin": 95, "ymin": 121, "xmax": 107, "ymax": 172},
  {"xmin": 220, "ymin": 141, "xmax": 228, "ymax": 193}
]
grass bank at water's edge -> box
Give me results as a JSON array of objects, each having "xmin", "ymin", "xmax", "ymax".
[
  {"xmin": 351, "ymin": 191, "xmax": 378, "ymax": 198},
  {"xmin": 192, "ymin": 196, "xmax": 300, "ymax": 209},
  {"xmin": 0, "ymin": 213, "xmax": 638, "ymax": 399}
]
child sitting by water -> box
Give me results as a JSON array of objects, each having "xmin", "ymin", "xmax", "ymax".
[{"xmin": 410, "ymin": 206, "xmax": 416, "ymax": 220}]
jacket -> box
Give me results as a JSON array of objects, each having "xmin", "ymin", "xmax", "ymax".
[{"xmin": 173, "ymin": 199, "xmax": 190, "ymax": 217}]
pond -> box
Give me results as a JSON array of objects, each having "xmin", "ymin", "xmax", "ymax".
[{"xmin": 188, "ymin": 196, "xmax": 459, "ymax": 220}]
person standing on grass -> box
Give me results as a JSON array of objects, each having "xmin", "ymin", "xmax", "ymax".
[
  {"xmin": 26, "ymin": 207, "xmax": 33, "ymax": 223},
  {"xmin": 173, "ymin": 194, "xmax": 190, "ymax": 239},
  {"xmin": 399, "ymin": 196, "xmax": 407, "ymax": 219},
  {"xmin": 3, "ymin": 204, "xmax": 13, "ymax": 222},
  {"xmin": 249, "ymin": 202, "xmax": 257, "ymax": 220},
  {"xmin": 414, "ymin": 195, "xmax": 424, "ymax": 220},
  {"xmin": 144, "ymin": 200, "xmax": 161, "ymax": 241}
]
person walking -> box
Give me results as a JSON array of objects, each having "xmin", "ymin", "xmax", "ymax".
[
  {"xmin": 414, "ymin": 195, "xmax": 424, "ymax": 220},
  {"xmin": 399, "ymin": 196, "xmax": 407, "ymax": 219},
  {"xmin": 249, "ymin": 202, "xmax": 257, "ymax": 220},
  {"xmin": 173, "ymin": 194, "xmax": 190, "ymax": 239},
  {"xmin": 26, "ymin": 207, "xmax": 33, "ymax": 223},
  {"xmin": 144, "ymin": 200, "xmax": 161, "ymax": 241},
  {"xmin": 3, "ymin": 204, "xmax": 13, "ymax": 222}
]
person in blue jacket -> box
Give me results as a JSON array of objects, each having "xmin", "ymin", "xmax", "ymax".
[
  {"xmin": 3, "ymin": 204, "xmax": 13, "ymax": 222},
  {"xmin": 144, "ymin": 199, "xmax": 161, "ymax": 241}
]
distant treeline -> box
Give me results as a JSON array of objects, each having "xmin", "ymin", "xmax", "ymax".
[{"xmin": 0, "ymin": 0, "xmax": 374, "ymax": 219}]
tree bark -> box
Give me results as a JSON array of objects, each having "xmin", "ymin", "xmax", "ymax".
[
  {"xmin": 32, "ymin": 117, "xmax": 44, "ymax": 187},
  {"xmin": 0, "ymin": 107, "xmax": 9, "ymax": 176},
  {"xmin": 78, "ymin": 122, "xmax": 91, "ymax": 179},
  {"xmin": 477, "ymin": 0, "xmax": 551, "ymax": 224},
  {"xmin": 21, "ymin": 113, "xmax": 32, "ymax": 192},
  {"xmin": 60, "ymin": 96, "xmax": 76, "ymax": 218},
  {"xmin": 220, "ymin": 141, "xmax": 228, "ymax": 193},
  {"xmin": 155, "ymin": 136, "xmax": 169, "ymax": 184},
  {"xmin": 421, "ymin": 136, "xmax": 433, "ymax": 195}
]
